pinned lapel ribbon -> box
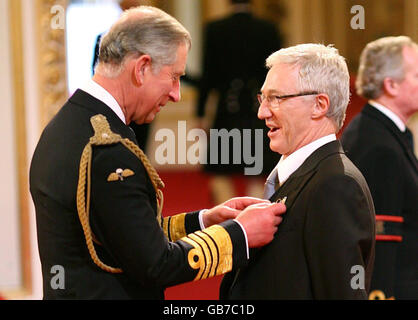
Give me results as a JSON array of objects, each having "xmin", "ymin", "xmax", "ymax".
[{"xmin": 107, "ymin": 168, "xmax": 135, "ymax": 181}]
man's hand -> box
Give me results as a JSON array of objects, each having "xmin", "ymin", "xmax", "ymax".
[
  {"xmin": 202, "ymin": 197, "xmax": 270, "ymax": 228},
  {"xmin": 235, "ymin": 202, "xmax": 286, "ymax": 248}
]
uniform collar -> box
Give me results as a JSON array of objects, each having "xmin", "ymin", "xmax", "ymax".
[{"xmin": 80, "ymin": 79, "xmax": 126, "ymax": 124}]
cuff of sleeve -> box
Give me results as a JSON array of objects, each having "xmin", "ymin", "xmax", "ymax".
[
  {"xmin": 197, "ymin": 212, "xmax": 249, "ymax": 260},
  {"xmin": 219, "ymin": 220, "xmax": 249, "ymax": 266},
  {"xmin": 198, "ymin": 209, "xmax": 208, "ymax": 230},
  {"xmin": 232, "ymin": 219, "xmax": 249, "ymax": 260},
  {"xmin": 184, "ymin": 210, "xmax": 203, "ymax": 234}
]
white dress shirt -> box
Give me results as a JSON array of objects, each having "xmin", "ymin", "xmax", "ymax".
[
  {"xmin": 273, "ymin": 134, "xmax": 337, "ymax": 186},
  {"xmin": 369, "ymin": 100, "xmax": 406, "ymax": 132},
  {"xmin": 79, "ymin": 79, "xmax": 126, "ymax": 124}
]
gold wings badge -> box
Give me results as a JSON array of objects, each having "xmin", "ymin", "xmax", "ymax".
[{"xmin": 107, "ymin": 168, "xmax": 135, "ymax": 182}]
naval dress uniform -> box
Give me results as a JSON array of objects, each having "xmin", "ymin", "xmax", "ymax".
[
  {"xmin": 342, "ymin": 102, "xmax": 418, "ymax": 299},
  {"xmin": 30, "ymin": 81, "xmax": 248, "ymax": 299}
]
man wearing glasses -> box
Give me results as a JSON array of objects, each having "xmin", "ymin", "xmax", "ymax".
[{"xmin": 220, "ymin": 44, "xmax": 376, "ymax": 299}]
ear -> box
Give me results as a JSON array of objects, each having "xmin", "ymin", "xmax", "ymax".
[
  {"xmin": 311, "ymin": 93, "xmax": 330, "ymax": 119},
  {"xmin": 133, "ymin": 55, "xmax": 152, "ymax": 86},
  {"xmin": 382, "ymin": 77, "xmax": 400, "ymax": 97}
]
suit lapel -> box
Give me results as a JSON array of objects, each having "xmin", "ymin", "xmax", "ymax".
[
  {"xmin": 270, "ymin": 172, "xmax": 315, "ymax": 212},
  {"xmin": 270, "ymin": 140, "xmax": 344, "ymax": 209},
  {"xmin": 364, "ymin": 104, "xmax": 418, "ymax": 174},
  {"xmin": 230, "ymin": 140, "xmax": 345, "ymax": 294},
  {"xmin": 248, "ymin": 141, "xmax": 343, "ymax": 257}
]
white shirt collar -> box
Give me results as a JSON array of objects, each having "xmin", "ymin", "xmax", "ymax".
[
  {"xmin": 272, "ymin": 134, "xmax": 337, "ymax": 185},
  {"xmin": 369, "ymin": 100, "xmax": 405, "ymax": 132},
  {"xmin": 79, "ymin": 79, "xmax": 126, "ymax": 124}
]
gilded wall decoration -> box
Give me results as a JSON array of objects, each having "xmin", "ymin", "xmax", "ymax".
[{"xmin": 36, "ymin": 0, "xmax": 68, "ymax": 130}]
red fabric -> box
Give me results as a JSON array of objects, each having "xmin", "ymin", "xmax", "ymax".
[
  {"xmin": 375, "ymin": 215, "xmax": 404, "ymax": 223},
  {"xmin": 376, "ymin": 235, "xmax": 403, "ymax": 242}
]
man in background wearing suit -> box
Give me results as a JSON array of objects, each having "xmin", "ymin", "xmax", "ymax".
[
  {"xmin": 30, "ymin": 6, "xmax": 286, "ymax": 299},
  {"xmin": 221, "ymin": 43, "xmax": 375, "ymax": 299},
  {"xmin": 342, "ymin": 36, "xmax": 418, "ymax": 299},
  {"xmin": 196, "ymin": 0, "xmax": 282, "ymax": 202}
]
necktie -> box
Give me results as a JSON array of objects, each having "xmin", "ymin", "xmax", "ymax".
[
  {"xmin": 263, "ymin": 167, "xmax": 279, "ymax": 200},
  {"xmin": 403, "ymin": 128, "xmax": 414, "ymax": 152}
]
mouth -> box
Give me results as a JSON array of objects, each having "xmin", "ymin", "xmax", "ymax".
[{"xmin": 266, "ymin": 123, "xmax": 281, "ymax": 138}]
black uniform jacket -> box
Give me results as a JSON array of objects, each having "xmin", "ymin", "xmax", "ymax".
[
  {"xmin": 342, "ymin": 104, "xmax": 418, "ymax": 299},
  {"xmin": 220, "ymin": 140, "xmax": 376, "ymax": 299},
  {"xmin": 30, "ymin": 89, "xmax": 247, "ymax": 299}
]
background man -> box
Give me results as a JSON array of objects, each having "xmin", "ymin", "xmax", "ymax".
[
  {"xmin": 196, "ymin": 0, "xmax": 282, "ymax": 202},
  {"xmin": 221, "ymin": 43, "xmax": 375, "ymax": 299},
  {"xmin": 29, "ymin": 6, "xmax": 285, "ymax": 299},
  {"xmin": 342, "ymin": 36, "xmax": 418, "ymax": 299}
]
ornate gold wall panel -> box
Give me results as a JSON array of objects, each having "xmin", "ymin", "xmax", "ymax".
[{"xmin": 36, "ymin": 0, "xmax": 68, "ymax": 130}]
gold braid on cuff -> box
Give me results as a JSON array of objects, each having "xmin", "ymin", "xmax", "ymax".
[
  {"xmin": 162, "ymin": 213, "xmax": 188, "ymax": 242},
  {"xmin": 181, "ymin": 225, "xmax": 233, "ymax": 280},
  {"xmin": 76, "ymin": 114, "xmax": 165, "ymax": 273}
]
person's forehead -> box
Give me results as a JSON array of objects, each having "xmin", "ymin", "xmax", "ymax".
[
  {"xmin": 262, "ymin": 63, "xmax": 299, "ymax": 93},
  {"xmin": 402, "ymin": 46, "xmax": 418, "ymax": 65}
]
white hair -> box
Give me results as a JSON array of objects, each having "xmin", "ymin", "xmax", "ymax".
[
  {"xmin": 266, "ymin": 43, "xmax": 350, "ymax": 130},
  {"xmin": 356, "ymin": 36, "xmax": 418, "ymax": 99}
]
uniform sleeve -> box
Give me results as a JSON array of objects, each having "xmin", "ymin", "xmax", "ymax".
[
  {"xmin": 304, "ymin": 174, "xmax": 375, "ymax": 299},
  {"xmin": 161, "ymin": 211, "xmax": 201, "ymax": 242},
  {"xmin": 357, "ymin": 147, "xmax": 403, "ymax": 215},
  {"xmin": 353, "ymin": 147, "xmax": 404, "ymax": 299},
  {"xmin": 88, "ymin": 143, "xmax": 247, "ymax": 288}
]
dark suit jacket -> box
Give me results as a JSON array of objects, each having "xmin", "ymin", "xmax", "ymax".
[
  {"xmin": 342, "ymin": 104, "xmax": 418, "ymax": 299},
  {"xmin": 30, "ymin": 89, "xmax": 247, "ymax": 299},
  {"xmin": 220, "ymin": 140, "xmax": 375, "ymax": 299},
  {"xmin": 197, "ymin": 12, "xmax": 282, "ymax": 174}
]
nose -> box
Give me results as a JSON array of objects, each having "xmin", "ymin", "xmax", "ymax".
[
  {"xmin": 169, "ymin": 79, "xmax": 181, "ymax": 102},
  {"xmin": 257, "ymin": 101, "xmax": 272, "ymax": 120}
]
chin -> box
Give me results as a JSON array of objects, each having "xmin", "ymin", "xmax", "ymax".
[
  {"xmin": 269, "ymin": 142, "xmax": 285, "ymax": 155},
  {"xmin": 269, "ymin": 141, "xmax": 279, "ymax": 152},
  {"xmin": 144, "ymin": 114, "xmax": 156, "ymax": 123}
]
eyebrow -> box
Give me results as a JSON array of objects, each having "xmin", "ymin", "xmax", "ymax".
[{"xmin": 260, "ymin": 89, "xmax": 284, "ymax": 95}]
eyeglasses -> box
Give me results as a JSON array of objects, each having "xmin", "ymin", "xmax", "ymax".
[{"xmin": 257, "ymin": 91, "xmax": 318, "ymax": 109}]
